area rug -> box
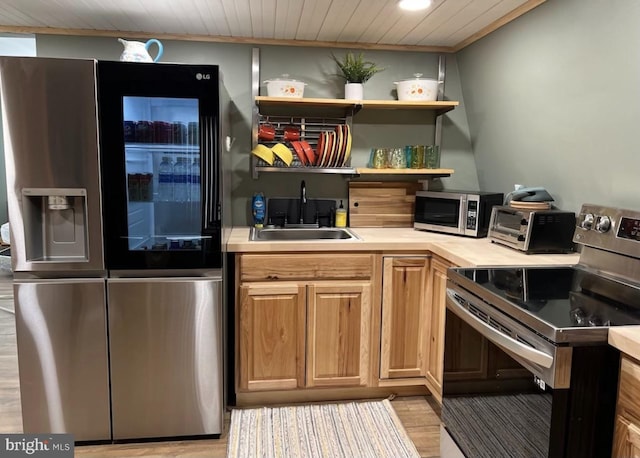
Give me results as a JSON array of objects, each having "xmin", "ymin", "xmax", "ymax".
[{"xmin": 226, "ymin": 399, "xmax": 420, "ymax": 457}]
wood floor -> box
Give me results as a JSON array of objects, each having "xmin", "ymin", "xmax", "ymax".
[{"xmin": 0, "ymin": 275, "xmax": 442, "ymax": 457}]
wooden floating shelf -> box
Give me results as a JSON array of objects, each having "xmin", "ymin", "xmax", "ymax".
[
  {"xmin": 253, "ymin": 166, "xmax": 453, "ymax": 177},
  {"xmin": 357, "ymin": 100, "xmax": 459, "ymax": 116},
  {"xmin": 355, "ymin": 168, "xmax": 454, "ymax": 176},
  {"xmin": 256, "ymin": 96, "xmax": 358, "ymax": 109},
  {"xmin": 255, "ymin": 96, "xmax": 459, "ymax": 116}
]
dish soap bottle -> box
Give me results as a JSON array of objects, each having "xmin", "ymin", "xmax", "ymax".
[
  {"xmin": 335, "ymin": 200, "xmax": 347, "ymax": 228},
  {"xmin": 252, "ymin": 192, "xmax": 266, "ymax": 228}
]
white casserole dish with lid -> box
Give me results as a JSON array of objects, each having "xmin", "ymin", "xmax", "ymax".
[
  {"xmin": 394, "ymin": 73, "xmax": 439, "ymax": 101},
  {"xmin": 263, "ymin": 74, "xmax": 306, "ymax": 98}
]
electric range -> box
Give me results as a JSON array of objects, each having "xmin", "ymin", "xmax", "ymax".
[{"xmin": 441, "ymin": 204, "xmax": 640, "ymax": 458}]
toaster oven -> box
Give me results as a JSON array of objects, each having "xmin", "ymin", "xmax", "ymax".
[{"xmin": 488, "ymin": 206, "xmax": 576, "ymax": 253}]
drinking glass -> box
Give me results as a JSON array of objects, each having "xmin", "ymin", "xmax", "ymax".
[
  {"xmin": 404, "ymin": 146, "xmax": 414, "ymax": 168},
  {"xmin": 410, "ymin": 145, "xmax": 425, "ymax": 168},
  {"xmin": 425, "ymin": 145, "xmax": 441, "ymax": 168},
  {"xmin": 388, "ymin": 147, "xmax": 406, "ymax": 168},
  {"xmin": 370, "ymin": 148, "xmax": 388, "ymax": 168}
]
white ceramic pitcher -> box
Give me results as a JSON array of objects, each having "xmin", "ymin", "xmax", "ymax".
[{"xmin": 118, "ymin": 38, "xmax": 164, "ymax": 63}]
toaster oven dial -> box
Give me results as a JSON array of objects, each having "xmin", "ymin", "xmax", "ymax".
[
  {"xmin": 595, "ymin": 216, "xmax": 611, "ymax": 233},
  {"xmin": 580, "ymin": 213, "xmax": 595, "ymax": 230}
]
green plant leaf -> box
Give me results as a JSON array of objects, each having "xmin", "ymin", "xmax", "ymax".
[{"xmin": 331, "ymin": 51, "xmax": 385, "ymax": 83}]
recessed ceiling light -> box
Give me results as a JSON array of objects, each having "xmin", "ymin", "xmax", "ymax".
[{"xmin": 398, "ymin": 0, "xmax": 432, "ymax": 11}]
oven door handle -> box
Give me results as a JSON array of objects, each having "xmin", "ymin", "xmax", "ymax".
[{"xmin": 446, "ymin": 290, "xmax": 554, "ymax": 369}]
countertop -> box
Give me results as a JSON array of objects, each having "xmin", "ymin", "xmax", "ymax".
[
  {"xmin": 609, "ymin": 327, "xmax": 640, "ymax": 362},
  {"xmin": 227, "ymin": 227, "xmax": 580, "ymax": 267}
]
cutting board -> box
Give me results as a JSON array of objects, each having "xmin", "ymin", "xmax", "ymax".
[{"xmin": 349, "ymin": 181, "xmax": 422, "ymax": 227}]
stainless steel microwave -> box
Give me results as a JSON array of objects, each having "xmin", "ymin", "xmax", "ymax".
[{"xmin": 414, "ymin": 190, "xmax": 504, "ymax": 237}]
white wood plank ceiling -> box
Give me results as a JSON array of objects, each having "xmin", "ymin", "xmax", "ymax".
[{"xmin": 0, "ymin": 0, "xmax": 545, "ymax": 52}]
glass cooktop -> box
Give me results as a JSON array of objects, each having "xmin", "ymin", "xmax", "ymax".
[{"xmin": 449, "ymin": 266, "xmax": 640, "ymax": 332}]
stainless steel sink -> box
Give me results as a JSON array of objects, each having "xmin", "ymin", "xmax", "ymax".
[{"xmin": 249, "ymin": 227, "xmax": 360, "ymax": 241}]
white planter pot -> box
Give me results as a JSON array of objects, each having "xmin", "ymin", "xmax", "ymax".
[{"xmin": 344, "ymin": 83, "xmax": 364, "ymax": 100}]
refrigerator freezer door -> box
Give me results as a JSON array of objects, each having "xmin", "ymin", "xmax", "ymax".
[
  {"xmin": 0, "ymin": 57, "xmax": 104, "ymax": 273},
  {"xmin": 108, "ymin": 276, "xmax": 223, "ymax": 439},
  {"xmin": 14, "ymin": 279, "xmax": 111, "ymax": 441}
]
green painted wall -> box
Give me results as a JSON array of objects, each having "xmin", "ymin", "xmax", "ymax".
[{"xmin": 456, "ymin": 0, "xmax": 640, "ymax": 213}]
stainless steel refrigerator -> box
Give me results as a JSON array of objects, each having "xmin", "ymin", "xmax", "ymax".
[{"xmin": 0, "ymin": 57, "xmax": 226, "ymax": 442}]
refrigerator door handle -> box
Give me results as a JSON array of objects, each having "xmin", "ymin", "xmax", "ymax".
[{"xmin": 202, "ymin": 114, "xmax": 219, "ymax": 231}]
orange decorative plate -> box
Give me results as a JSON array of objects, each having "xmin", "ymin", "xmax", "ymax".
[
  {"xmin": 300, "ymin": 141, "xmax": 316, "ymax": 166},
  {"xmin": 291, "ymin": 141, "xmax": 307, "ymax": 165}
]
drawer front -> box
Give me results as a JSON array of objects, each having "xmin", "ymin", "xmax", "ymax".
[{"xmin": 240, "ymin": 253, "xmax": 373, "ymax": 281}]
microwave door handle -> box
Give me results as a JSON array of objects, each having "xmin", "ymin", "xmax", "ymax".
[
  {"xmin": 446, "ymin": 290, "xmax": 553, "ymax": 368},
  {"xmin": 458, "ymin": 196, "xmax": 466, "ymax": 234}
]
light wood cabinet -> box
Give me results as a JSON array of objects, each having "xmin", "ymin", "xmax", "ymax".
[
  {"xmin": 613, "ymin": 356, "xmax": 640, "ymax": 458},
  {"xmin": 306, "ymin": 282, "xmax": 371, "ymax": 388},
  {"xmin": 378, "ymin": 254, "xmax": 454, "ymax": 403},
  {"xmin": 238, "ymin": 283, "xmax": 306, "ymax": 391},
  {"xmin": 380, "ymin": 257, "xmax": 430, "ymax": 380},
  {"xmin": 236, "ymin": 253, "xmax": 373, "ymax": 393},
  {"xmin": 425, "ymin": 256, "xmax": 451, "ymax": 398}
]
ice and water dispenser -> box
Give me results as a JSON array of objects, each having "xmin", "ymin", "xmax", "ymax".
[{"xmin": 21, "ymin": 188, "xmax": 89, "ymax": 262}]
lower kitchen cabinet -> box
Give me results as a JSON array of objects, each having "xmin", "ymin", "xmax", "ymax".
[
  {"xmin": 613, "ymin": 416, "xmax": 640, "ymax": 458},
  {"xmin": 380, "ymin": 256, "xmax": 430, "ymax": 380},
  {"xmin": 236, "ymin": 253, "xmax": 374, "ymax": 393},
  {"xmin": 238, "ymin": 282, "xmax": 306, "ymax": 391},
  {"xmin": 306, "ymin": 282, "xmax": 371, "ymax": 388},
  {"xmin": 425, "ymin": 256, "xmax": 451, "ymax": 398},
  {"xmin": 378, "ymin": 254, "xmax": 453, "ymax": 403},
  {"xmin": 613, "ymin": 356, "xmax": 640, "ymax": 458}
]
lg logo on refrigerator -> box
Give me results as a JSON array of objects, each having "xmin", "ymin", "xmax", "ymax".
[{"xmin": 196, "ymin": 73, "xmax": 211, "ymax": 80}]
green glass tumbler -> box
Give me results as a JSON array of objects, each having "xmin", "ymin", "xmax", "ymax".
[
  {"xmin": 410, "ymin": 145, "xmax": 425, "ymax": 168},
  {"xmin": 425, "ymin": 145, "xmax": 441, "ymax": 169}
]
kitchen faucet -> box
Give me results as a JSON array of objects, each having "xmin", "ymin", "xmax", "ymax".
[{"xmin": 299, "ymin": 180, "xmax": 306, "ymax": 224}]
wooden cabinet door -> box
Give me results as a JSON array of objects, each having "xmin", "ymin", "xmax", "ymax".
[
  {"xmin": 380, "ymin": 257, "xmax": 430, "ymax": 379},
  {"xmin": 614, "ymin": 356, "xmax": 640, "ymax": 457},
  {"xmin": 425, "ymin": 257, "xmax": 450, "ymax": 396},
  {"xmin": 306, "ymin": 282, "xmax": 371, "ymax": 388},
  {"xmin": 238, "ymin": 283, "xmax": 306, "ymax": 391},
  {"xmin": 613, "ymin": 415, "xmax": 640, "ymax": 458}
]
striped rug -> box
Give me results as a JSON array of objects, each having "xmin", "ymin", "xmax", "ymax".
[{"xmin": 226, "ymin": 399, "xmax": 420, "ymax": 457}]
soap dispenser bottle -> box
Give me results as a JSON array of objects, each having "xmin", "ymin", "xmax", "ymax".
[
  {"xmin": 335, "ymin": 200, "xmax": 347, "ymax": 228},
  {"xmin": 252, "ymin": 192, "xmax": 266, "ymax": 228}
]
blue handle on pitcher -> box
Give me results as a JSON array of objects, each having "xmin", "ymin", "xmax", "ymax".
[{"xmin": 145, "ymin": 39, "xmax": 163, "ymax": 62}]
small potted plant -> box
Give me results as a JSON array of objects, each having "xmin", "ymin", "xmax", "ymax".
[{"xmin": 331, "ymin": 51, "xmax": 385, "ymax": 100}]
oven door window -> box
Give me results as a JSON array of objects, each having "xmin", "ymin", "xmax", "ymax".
[
  {"xmin": 415, "ymin": 197, "xmax": 460, "ymax": 227},
  {"xmin": 442, "ymin": 310, "xmax": 558, "ymax": 458},
  {"xmin": 495, "ymin": 211, "xmax": 526, "ymax": 232}
]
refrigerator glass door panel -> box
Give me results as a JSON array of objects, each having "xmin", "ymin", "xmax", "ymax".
[
  {"xmin": 14, "ymin": 279, "xmax": 110, "ymax": 441},
  {"xmin": 108, "ymin": 277, "xmax": 223, "ymax": 440},
  {"xmin": 98, "ymin": 61, "xmax": 221, "ymax": 270},
  {"xmin": 122, "ymin": 96, "xmax": 202, "ymax": 252},
  {"xmin": 0, "ymin": 57, "xmax": 104, "ymax": 273}
]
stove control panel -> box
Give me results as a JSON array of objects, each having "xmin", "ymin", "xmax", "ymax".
[
  {"xmin": 574, "ymin": 204, "xmax": 640, "ymax": 258},
  {"xmin": 617, "ymin": 217, "xmax": 640, "ymax": 241}
]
